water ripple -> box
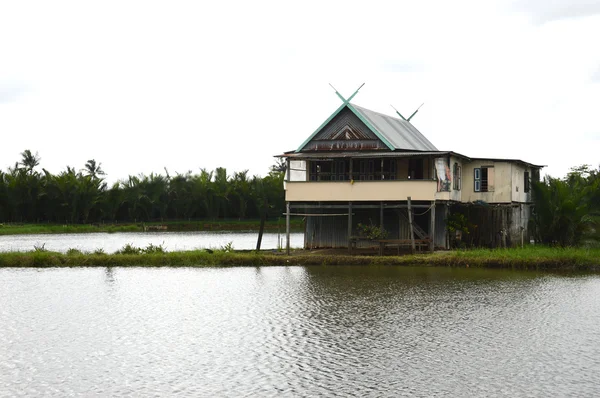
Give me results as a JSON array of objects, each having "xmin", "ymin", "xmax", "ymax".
[{"xmin": 1, "ymin": 267, "xmax": 600, "ymax": 396}]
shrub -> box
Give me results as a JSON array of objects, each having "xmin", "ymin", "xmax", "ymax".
[
  {"xmin": 142, "ymin": 243, "xmax": 166, "ymax": 254},
  {"xmin": 357, "ymin": 223, "xmax": 388, "ymax": 240},
  {"xmin": 115, "ymin": 243, "xmax": 142, "ymax": 255}
]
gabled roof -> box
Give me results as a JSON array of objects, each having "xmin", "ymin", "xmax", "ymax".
[
  {"xmin": 296, "ymin": 102, "xmax": 438, "ymax": 153},
  {"xmin": 351, "ymin": 104, "xmax": 438, "ymax": 152}
]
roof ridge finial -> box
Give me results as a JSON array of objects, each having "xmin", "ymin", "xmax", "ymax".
[
  {"xmin": 328, "ymin": 83, "xmax": 365, "ymax": 105},
  {"xmin": 390, "ymin": 103, "xmax": 425, "ymax": 123}
]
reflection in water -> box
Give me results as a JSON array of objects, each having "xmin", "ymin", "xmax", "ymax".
[
  {"xmin": 1, "ymin": 266, "xmax": 599, "ymax": 396},
  {"xmin": 104, "ymin": 267, "xmax": 115, "ymax": 284},
  {"xmin": 0, "ymin": 230, "xmax": 304, "ymax": 253}
]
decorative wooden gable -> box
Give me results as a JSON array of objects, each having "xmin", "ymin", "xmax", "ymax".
[{"xmin": 301, "ymin": 107, "xmax": 389, "ymax": 151}]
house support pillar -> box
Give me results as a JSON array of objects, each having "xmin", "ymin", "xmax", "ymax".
[
  {"xmin": 430, "ymin": 201, "xmax": 436, "ymax": 252},
  {"xmin": 347, "ymin": 201, "xmax": 353, "ymax": 253},
  {"xmin": 286, "ymin": 202, "xmax": 290, "ymax": 255},
  {"xmin": 445, "ymin": 204, "xmax": 450, "ymax": 249},
  {"xmin": 407, "ymin": 197, "xmax": 416, "ymax": 254}
]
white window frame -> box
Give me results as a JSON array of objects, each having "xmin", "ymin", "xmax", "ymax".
[{"xmin": 474, "ymin": 168, "xmax": 481, "ymax": 192}]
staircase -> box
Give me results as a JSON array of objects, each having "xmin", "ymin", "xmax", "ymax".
[{"xmin": 396, "ymin": 209, "xmax": 428, "ymax": 239}]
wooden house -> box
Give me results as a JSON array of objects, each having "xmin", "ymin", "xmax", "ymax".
[{"xmin": 278, "ymin": 89, "xmax": 544, "ymax": 252}]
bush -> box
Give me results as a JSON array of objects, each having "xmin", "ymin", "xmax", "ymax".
[
  {"xmin": 115, "ymin": 243, "xmax": 142, "ymax": 255},
  {"xmin": 357, "ymin": 223, "xmax": 388, "ymax": 240},
  {"xmin": 142, "ymin": 243, "xmax": 165, "ymax": 254}
]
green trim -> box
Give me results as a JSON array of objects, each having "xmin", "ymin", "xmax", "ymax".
[
  {"xmin": 296, "ymin": 103, "xmax": 396, "ymax": 152},
  {"xmin": 347, "ymin": 104, "xmax": 395, "ymax": 151}
]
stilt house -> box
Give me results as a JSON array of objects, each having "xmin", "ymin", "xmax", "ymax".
[{"xmin": 278, "ymin": 88, "xmax": 544, "ymax": 251}]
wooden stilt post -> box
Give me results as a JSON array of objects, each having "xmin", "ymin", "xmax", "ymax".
[
  {"xmin": 501, "ymin": 206, "xmax": 507, "ymax": 248},
  {"xmin": 407, "ymin": 197, "xmax": 415, "ymax": 254},
  {"xmin": 348, "ymin": 201, "xmax": 353, "ymax": 253},
  {"xmin": 430, "ymin": 201, "xmax": 436, "ymax": 252},
  {"xmin": 380, "ymin": 201, "xmax": 384, "ymax": 229},
  {"xmin": 286, "ymin": 202, "xmax": 290, "ymax": 255},
  {"xmin": 445, "ymin": 204, "xmax": 450, "ymax": 249},
  {"xmin": 520, "ymin": 204, "xmax": 524, "ymax": 248},
  {"xmin": 256, "ymin": 204, "xmax": 266, "ymax": 251}
]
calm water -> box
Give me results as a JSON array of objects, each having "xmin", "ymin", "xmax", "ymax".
[
  {"xmin": 1, "ymin": 266, "xmax": 599, "ymax": 396},
  {"xmin": 0, "ymin": 231, "xmax": 304, "ymax": 253}
]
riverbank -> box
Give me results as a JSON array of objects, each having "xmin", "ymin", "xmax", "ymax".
[
  {"xmin": 1, "ymin": 246, "xmax": 598, "ymax": 271},
  {"xmin": 0, "ymin": 219, "xmax": 304, "ymax": 235}
]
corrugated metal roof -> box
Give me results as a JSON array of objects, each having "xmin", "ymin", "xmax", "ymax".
[
  {"xmin": 279, "ymin": 151, "xmax": 472, "ymax": 160},
  {"xmin": 282, "ymin": 151, "xmax": 449, "ymax": 159},
  {"xmin": 470, "ymin": 157, "xmax": 546, "ymax": 168},
  {"xmin": 350, "ymin": 103, "xmax": 438, "ymax": 151}
]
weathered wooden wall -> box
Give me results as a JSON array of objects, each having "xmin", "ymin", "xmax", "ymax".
[{"xmin": 451, "ymin": 204, "xmax": 532, "ymax": 248}]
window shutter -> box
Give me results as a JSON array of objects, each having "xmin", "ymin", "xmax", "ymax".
[{"xmin": 474, "ymin": 168, "xmax": 481, "ymax": 192}]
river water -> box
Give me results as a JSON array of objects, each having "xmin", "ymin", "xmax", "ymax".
[
  {"xmin": 1, "ymin": 266, "xmax": 599, "ymax": 396},
  {"xmin": 0, "ymin": 231, "xmax": 304, "ymax": 253}
]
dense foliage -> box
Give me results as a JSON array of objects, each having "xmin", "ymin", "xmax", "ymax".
[
  {"xmin": 531, "ymin": 165, "xmax": 600, "ymax": 246},
  {"xmin": 0, "ymin": 150, "xmax": 285, "ymax": 223}
]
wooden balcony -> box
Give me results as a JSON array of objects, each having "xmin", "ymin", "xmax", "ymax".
[{"xmin": 285, "ymin": 180, "xmax": 439, "ymax": 202}]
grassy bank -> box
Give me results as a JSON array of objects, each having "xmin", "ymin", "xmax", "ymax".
[
  {"xmin": 1, "ymin": 246, "xmax": 599, "ymax": 271},
  {"xmin": 0, "ymin": 219, "xmax": 304, "ymax": 236}
]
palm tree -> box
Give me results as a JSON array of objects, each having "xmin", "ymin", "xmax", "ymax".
[
  {"xmin": 83, "ymin": 159, "xmax": 105, "ymax": 180},
  {"xmin": 20, "ymin": 150, "xmax": 41, "ymax": 174}
]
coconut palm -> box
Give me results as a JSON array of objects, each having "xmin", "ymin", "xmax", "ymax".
[
  {"xmin": 83, "ymin": 159, "xmax": 105, "ymax": 180},
  {"xmin": 19, "ymin": 150, "xmax": 41, "ymax": 174}
]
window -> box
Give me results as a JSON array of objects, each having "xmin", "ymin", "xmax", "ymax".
[
  {"xmin": 453, "ymin": 162, "xmax": 461, "ymax": 190},
  {"xmin": 383, "ymin": 159, "xmax": 396, "ymax": 180},
  {"xmin": 359, "ymin": 160, "xmax": 375, "ymax": 180},
  {"xmin": 408, "ymin": 158, "xmax": 424, "ymax": 179},
  {"xmin": 474, "ymin": 166, "xmax": 494, "ymax": 192},
  {"xmin": 524, "ymin": 171, "xmax": 530, "ymax": 193}
]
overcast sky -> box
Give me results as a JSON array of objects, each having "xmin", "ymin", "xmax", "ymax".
[{"xmin": 1, "ymin": 0, "xmax": 598, "ymax": 183}]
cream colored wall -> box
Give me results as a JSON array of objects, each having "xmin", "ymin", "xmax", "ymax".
[
  {"xmin": 511, "ymin": 164, "xmax": 533, "ymax": 203},
  {"xmin": 462, "ymin": 161, "xmax": 513, "ymax": 203},
  {"xmin": 285, "ymin": 180, "xmax": 438, "ymax": 202}
]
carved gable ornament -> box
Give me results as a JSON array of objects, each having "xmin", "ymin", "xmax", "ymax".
[{"xmin": 331, "ymin": 125, "xmax": 362, "ymax": 140}]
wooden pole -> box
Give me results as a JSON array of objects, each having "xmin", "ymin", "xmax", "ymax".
[
  {"xmin": 430, "ymin": 201, "xmax": 436, "ymax": 252},
  {"xmin": 501, "ymin": 207, "xmax": 507, "ymax": 248},
  {"xmin": 256, "ymin": 204, "xmax": 266, "ymax": 251},
  {"xmin": 380, "ymin": 201, "xmax": 384, "ymax": 229},
  {"xmin": 286, "ymin": 202, "xmax": 290, "ymax": 255},
  {"xmin": 520, "ymin": 204, "xmax": 524, "ymax": 248},
  {"xmin": 407, "ymin": 196, "xmax": 415, "ymax": 254},
  {"xmin": 348, "ymin": 201, "xmax": 352, "ymax": 253},
  {"xmin": 445, "ymin": 204, "xmax": 450, "ymax": 249}
]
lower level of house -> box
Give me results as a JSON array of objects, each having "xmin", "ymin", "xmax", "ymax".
[{"xmin": 288, "ymin": 200, "xmax": 533, "ymax": 250}]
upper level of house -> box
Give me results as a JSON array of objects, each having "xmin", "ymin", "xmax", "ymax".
[{"xmin": 278, "ymin": 99, "xmax": 543, "ymax": 204}]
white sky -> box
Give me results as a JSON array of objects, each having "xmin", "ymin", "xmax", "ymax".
[{"xmin": 1, "ymin": 0, "xmax": 599, "ymax": 183}]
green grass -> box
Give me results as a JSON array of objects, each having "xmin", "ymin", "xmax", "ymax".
[
  {"xmin": 0, "ymin": 246, "xmax": 598, "ymax": 271},
  {"xmin": 0, "ymin": 219, "xmax": 304, "ymax": 236}
]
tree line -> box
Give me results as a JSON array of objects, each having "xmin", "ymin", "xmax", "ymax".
[
  {"xmin": 532, "ymin": 164, "xmax": 600, "ymax": 246},
  {"xmin": 0, "ymin": 150, "xmax": 285, "ymax": 224}
]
